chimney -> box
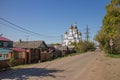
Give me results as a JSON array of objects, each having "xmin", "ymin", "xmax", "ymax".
[{"xmin": 19, "ymin": 39, "xmax": 22, "ymax": 43}]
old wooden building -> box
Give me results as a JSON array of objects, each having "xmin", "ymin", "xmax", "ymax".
[{"xmin": 13, "ymin": 40, "xmax": 48, "ymax": 63}]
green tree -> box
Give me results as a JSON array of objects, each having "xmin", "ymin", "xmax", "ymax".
[
  {"xmin": 113, "ymin": 24, "xmax": 120, "ymax": 54},
  {"xmin": 8, "ymin": 54, "xmax": 15, "ymax": 67},
  {"xmin": 95, "ymin": 0, "xmax": 120, "ymax": 54},
  {"xmin": 71, "ymin": 41, "xmax": 95, "ymax": 53}
]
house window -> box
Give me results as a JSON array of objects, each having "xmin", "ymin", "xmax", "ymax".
[
  {"xmin": 18, "ymin": 52, "xmax": 22, "ymax": 59},
  {"xmin": 0, "ymin": 42, "xmax": 3, "ymax": 47},
  {"xmin": 0, "ymin": 53, "xmax": 8, "ymax": 60},
  {"xmin": 4, "ymin": 42, "xmax": 8, "ymax": 47},
  {"xmin": 14, "ymin": 52, "xmax": 23, "ymax": 59},
  {"xmin": 4, "ymin": 54, "xmax": 8, "ymax": 59}
]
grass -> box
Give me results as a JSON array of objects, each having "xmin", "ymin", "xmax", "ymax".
[
  {"xmin": 108, "ymin": 53, "xmax": 120, "ymax": 58},
  {"xmin": 0, "ymin": 67, "xmax": 12, "ymax": 72},
  {"xmin": 12, "ymin": 63, "xmax": 37, "ymax": 69},
  {"xmin": 0, "ymin": 63, "xmax": 39, "ymax": 72}
]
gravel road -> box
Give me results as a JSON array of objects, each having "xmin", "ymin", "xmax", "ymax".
[{"xmin": 0, "ymin": 51, "xmax": 120, "ymax": 80}]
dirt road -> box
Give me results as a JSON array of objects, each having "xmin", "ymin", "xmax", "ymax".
[{"xmin": 0, "ymin": 51, "xmax": 120, "ymax": 80}]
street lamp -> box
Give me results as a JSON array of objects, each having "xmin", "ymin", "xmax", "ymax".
[{"xmin": 109, "ymin": 39, "xmax": 113, "ymax": 54}]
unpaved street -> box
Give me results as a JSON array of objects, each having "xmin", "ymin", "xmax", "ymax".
[{"xmin": 0, "ymin": 51, "xmax": 120, "ymax": 80}]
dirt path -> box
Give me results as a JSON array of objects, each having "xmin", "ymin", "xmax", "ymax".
[
  {"xmin": 0, "ymin": 51, "xmax": 120, "ymax": 80},
  {"xmin": 88, "ymin": 51, "xmax": 120, "ymax": 80}
]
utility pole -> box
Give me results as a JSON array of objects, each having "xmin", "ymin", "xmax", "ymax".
[
  {"xmin": 79, "ymin": 32, "xmax": 82, "ymax": 42},
  {"xmin": 85, "ymin": 25, "xmax": 90, "ymax": 41}
]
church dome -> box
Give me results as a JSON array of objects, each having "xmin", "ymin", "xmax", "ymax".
[
  {"xmin": 69, "ymin": 25, "xmax": 73, "ymax": 29},
  {"xmin": 73, "ymin": 22, "xmax": 77, "ymax": 29},
  {"xmin": 64, "ymin": 31, "xmax": 68, "ymax": 34},
  {"xmin": 74, "ymin": 26, "xmax": 77, "ymax": 29}
]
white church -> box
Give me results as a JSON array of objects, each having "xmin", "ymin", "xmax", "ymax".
[{"xmin": 62, "ymin": 23, "xmax": 82, "ymax": 46}]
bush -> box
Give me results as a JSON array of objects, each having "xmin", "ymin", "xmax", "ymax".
[
  {"xmin": 71, "ymin": 41, "xmax": 95, "ymax": 53},
  {"xmin": 8, "ymin": 54, "xmax": 15, "ymax": 67},
  {"xmin": 76, "ymin": 42, "xmax": 85, "ymax": 53}
]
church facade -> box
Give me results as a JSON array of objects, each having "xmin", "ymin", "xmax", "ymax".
[{"xmin": 62, "ymin": 24, "xmax": 81, "ymax": 46}]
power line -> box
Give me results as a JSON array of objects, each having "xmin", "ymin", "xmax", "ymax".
[
  {"xmin": 0, "ymin": 17, "xmax": 60, "ymax": 37},
  {"xmin": 85, "ymin": 25, "xmax": 90, "ymax": 41},
  {"xmin": 0, "ymin": 22, "xmax": 31, "ymax": 35}
]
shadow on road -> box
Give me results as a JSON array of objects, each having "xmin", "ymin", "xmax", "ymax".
[{"xmin": 0, "ymin": 68, "xmax": 64, "ymax": 80}]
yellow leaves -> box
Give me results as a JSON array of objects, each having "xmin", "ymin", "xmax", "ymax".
[
  {"xmin": 95, "ymin": 0, "xmax": 120, "ymax": 54},
  {"xmin": 111, "ymin": 0, "xmax": 120, "ymax": 5}
]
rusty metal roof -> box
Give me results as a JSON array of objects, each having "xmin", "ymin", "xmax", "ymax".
[{"xmin": 0, "ymin": 37, "xmax": 12, "ymax": 41}]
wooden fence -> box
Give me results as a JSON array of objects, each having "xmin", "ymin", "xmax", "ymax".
[{"xmin": 0, "ymin": 59, "xmax": 25, "ymax": 69}]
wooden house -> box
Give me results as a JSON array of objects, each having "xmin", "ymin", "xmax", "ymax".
[
  {"xmin": 13, "ymin": 40, "xmax": 48, "ymax": 63},
  {"xmin": 0, "ymin": 37, "xmax": 26, "ymax": 68}
]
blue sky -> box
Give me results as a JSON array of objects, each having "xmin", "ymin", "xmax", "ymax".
[{"xmin": 0, "ymin": 0, "xmax": 110, "ymax": 44}]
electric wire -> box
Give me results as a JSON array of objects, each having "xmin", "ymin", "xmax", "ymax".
[{"xmin": 0, "ymin": 17, "xmax": 60, "ymax": 37}]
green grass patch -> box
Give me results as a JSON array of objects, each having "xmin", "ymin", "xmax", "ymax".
[
  {"xmin": 108, "ymin": 53, "xmax": 120, "ymax": 58},
  {"xmin": 0, "ymin": 63, "xmax": 39, "ymax": 72},
  {"xmin": 0, "ymin": 67, "xmax": 12, "ymax": 72},
  {"xmin": 12, "ymin": 63, "xmax": 39, "ymax": 69}
]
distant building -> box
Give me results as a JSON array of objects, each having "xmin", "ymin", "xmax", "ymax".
[{"xmin": 62, "ymin": 23, "xmax": 82, "ymax": 46}]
